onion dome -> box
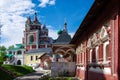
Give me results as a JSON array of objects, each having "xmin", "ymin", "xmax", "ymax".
[{"xmin": 57, "ymin": 30, "xmax": 62, "ymax": 35}]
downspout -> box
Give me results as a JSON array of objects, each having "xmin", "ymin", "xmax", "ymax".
[{"xmin": 112, "ymin": 19, "xmax": 115, "ymax": 75}]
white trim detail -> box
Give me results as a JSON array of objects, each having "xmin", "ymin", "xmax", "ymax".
[
  {"xmin": 103, "ymin": 41, "xmax": 109, "ymax": 62},
  {"xmin": 77, "ymin": 66, "xmax": 85, "ymax": 70},
  {"xmin": 90, "ymin": 49, "xmax": 92, "ymax": 63},
  {"xmin": 82, "ymin": 52, "xmax": 84, "ymax": 64},
  {"xmin": 96, "ymin": 46, "xmax": 99, "ymax": 62},
  {"xmin": 89, "ymin": 67, "xmax": 111, "ymax": 75}
]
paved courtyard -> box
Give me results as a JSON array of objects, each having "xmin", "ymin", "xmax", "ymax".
[{"xmin": 14, "ymin": 71, "xmax": 46, "ymax": 80}]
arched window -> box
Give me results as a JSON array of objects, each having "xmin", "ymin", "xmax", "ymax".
[
  {"xmin": 29, "ymin": 35, "xmax": 34, "ymax": 44},
  {"xmin": 17, "ymin": 60, "xmax": 21, "ymax": 65},
  {"xmin": 106, "ymin": 44, "xmax": 109, "ymax": 60},
  {"xmin": 9, "ymin": 51, "xmax": 12, "ymax": 54},
  {"xmin": 17, "ymin": 51, "xmax": 22, "ymax": 55},
  {"xmin": 13, "ymin": 52, "xmax": 15, "ymax": 55}
]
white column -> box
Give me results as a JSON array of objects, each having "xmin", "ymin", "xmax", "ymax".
[
  {"xmin": 96, "ymin": 46, "xmax": 99, "ymax": 62},
  {"xmin": 82, "ymin": 53, "xmax": 84, "ymax": 64},
  {"xmin": 90, "ymin": 49, "xmax": 92, "ymax": 63},
  {"xmin": 53, "ymin": 54, "xmax": 56, "ymax": 62},
  {"xmin": 103, "ymin": 41, "xmax": 109, "ymax": 62},
  {"xmin": 45, "ymin": 44, "xmax": 47, "ymax": 48},
  {"xmin": 36, "ymin": 30, "xmax": 39, "ymax": 49},
  {"xmin": 30, "ymin": 45, "xmax": 32, "ymax": 49}
]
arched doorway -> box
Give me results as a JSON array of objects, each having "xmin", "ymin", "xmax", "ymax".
[{"xmin": 17, "ymin": 60, "xmax": 21, "ymax": 65}]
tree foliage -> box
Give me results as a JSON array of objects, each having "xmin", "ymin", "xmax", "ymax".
[
  {"xmin": 0, "ymin": 46, "xmax": 6, "ymax": 52},
  {"xmin": 8, "ymin": 45, "xmax": 14, "ymax": 49},
  {"xmin": 0, "ymin": 46, "xmax": 6, "ymax": 61}
]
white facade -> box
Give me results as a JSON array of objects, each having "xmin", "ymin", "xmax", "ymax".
[{"xmin": 4, "ymin": 49, "xmax": 25, "ymax": 65}]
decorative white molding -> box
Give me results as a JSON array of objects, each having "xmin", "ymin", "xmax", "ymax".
[
  {"xmin": 100, "ymin": 26, "xmax": 109, "ymax": 40},
  {"xmin": 89, "ymin": 67, "xmax": 111, "ymax": 74},
  {"xmin": 103, "ymin": 41, "xmax": 109, "ymax": 62},
  {"xmin": 90, "ymin": 49, "xmax": 92, "ymax": 63},
  {"xmin": 96, "ymin": 46, "xmax": 99, "ymax": 62}
]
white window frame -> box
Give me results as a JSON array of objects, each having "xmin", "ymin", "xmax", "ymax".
[
  {"xmin": 90, "ymin": 49, "xmax": 92, "ymax": 63},
  {"xmin": 96, "ymin": 46, "xmax": 99, "ymax": 63},
  {"xmin": 82, "ymin": 52, "xmax": 84, "ymax": 64},
  {"xmin": 103, "ymin": 41, "xmax": 109, "ymax": 62}
]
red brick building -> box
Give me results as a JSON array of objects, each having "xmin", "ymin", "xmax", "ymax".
[
  {"xmin": 52, "ymin": 22, "xmax": 75, "ymax": 62},
  {"xmin": 70, "ymin": 0, "xmax": 119, "ymax": 80}
]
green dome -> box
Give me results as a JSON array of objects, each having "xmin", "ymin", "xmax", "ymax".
[{"xmin": 57, "ymin": 30, "xmax": 62, "ymax": 35}]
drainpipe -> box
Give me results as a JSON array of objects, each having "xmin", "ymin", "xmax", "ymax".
[{"xmin": 111, "ymin": 19, "xmax": 115, "ymax": 75}]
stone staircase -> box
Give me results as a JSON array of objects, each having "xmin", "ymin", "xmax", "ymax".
[{"xmin": 3, "ymin": 56, "xmax": 16, "ymax": 65}]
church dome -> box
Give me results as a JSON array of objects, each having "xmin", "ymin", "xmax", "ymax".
[{"xmin": 57, "ymin": 30, "xmax": 62, "ymax": 35}]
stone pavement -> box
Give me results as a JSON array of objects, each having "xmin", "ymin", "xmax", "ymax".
[{"xmin": 14, "ymin": 70, "xmax": 49, "ymax": 80}]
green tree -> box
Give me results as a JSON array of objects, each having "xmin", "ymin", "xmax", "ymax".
[
  {"xmin": 0, "ymin": 46, "xmax": 6, "ymax": 62},
  {"xmin": 8, "ymin": 45, "xmax": 14, "ymax": 49},
  {"xmin": 0, "ymin": 46, "xmax": 6, "ymax": 51}
]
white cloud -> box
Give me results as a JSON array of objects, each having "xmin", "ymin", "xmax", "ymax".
[
  {"xmin": 47, "ymin": 25, "xmax": 58, "ymax": 39},
  {"xmin": 0, "ymin": 0, "xmax": 35, "ymax": 48},
  {"xmin": 47, "ymin": 25, "xmax": 74, "ymax": 40},
  {"xmin": 0, "ymin": 0, "xmax": 73, "ymax": 48},
  {"xmin": 69, "ymin": 32, "xmax": 74, "ymax": 38},
  {"xmin": 38, "ymin": 0, "xmax": 56, "ymax": 8},
  {"xmin": 49, "ymin": 0, "xmax": 55, "ymax": 5}
]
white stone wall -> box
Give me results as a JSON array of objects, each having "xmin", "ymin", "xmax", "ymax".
[{"xmin": 51, "ymin": 62, "xmax": 76, "ymax": 77}]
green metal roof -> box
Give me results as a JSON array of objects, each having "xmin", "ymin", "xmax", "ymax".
[
  {"xmin": 7, "ymin": 44, "xmax": 25, "ymax": 51},
  {"xmin": 16, "ymin": 44, "xmax": 24, "ymax": 48},
  {"xmin": 6, "ymin": 54, "xmax": 13, "ymax": 58}
]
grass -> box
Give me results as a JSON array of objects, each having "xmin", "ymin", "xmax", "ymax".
[
  {"xmin": 0, "ymin": 69, "xmax": 13, "ymax": 80},
  {"xmin": 1, "ymin": 65, "xmax": 35, "ymax": 76},
  {"xmin": 0, "ymin": 64, "xmax": 35, "ymax": 80}
]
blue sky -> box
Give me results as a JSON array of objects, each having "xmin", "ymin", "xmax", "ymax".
[
  {"xmin": 0, "ymin": 0, "xmax": 94, "ymax": 47},
  {"xmin": 32, "ymin": 0, "xmax": 94, "ymax": 32}
]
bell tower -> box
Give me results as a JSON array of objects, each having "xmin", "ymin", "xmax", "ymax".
[{"xmin": 23, "ymin": 12, "xmax": 52, "ymax": 51}]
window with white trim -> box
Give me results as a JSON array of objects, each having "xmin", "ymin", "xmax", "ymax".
[
  {"xmin": 103, "ymin": 41, "xmax": 109, "ymax": 62},
  {"xmin": 96, "ymin": 46, "xmax": 99, "ymax": 62},
  {"xmin": 90, "ymin": 49, "xmax": 92, "ymax": 63}
]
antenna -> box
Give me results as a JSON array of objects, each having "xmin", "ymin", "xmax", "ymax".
[
  {"xmin": 64, "ymin": 17, "xmax": 66, "ymax": 23},
  {"xmin": 64, "ymin": 18, "xmax": 67, "ymax": 32}
]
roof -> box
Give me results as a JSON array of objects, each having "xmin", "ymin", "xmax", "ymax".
[
  {"xmin": 54, "ymin": 30, "xmax": 71, "ymax": 44},
  {"xmin": 16, "ymin": 44, "xmax": 25, "ymax": 48},
  {"xmin": 6, "ymin": 54, "xmax": 13, "ymax": 58},
  {"xmin": 70, "ymin": 0, "xmax": 118, "ymax": 44},
  {"xmin": 7, "ymin": 44, "xmax": 25, "ymax": 51},
  {"xmin": 25, "ymin": 48, "xmax": 52, "ymax": 54},
  {"xmin": 38, "ymin": 53, "xmax": 47, "ymax": 59}
]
